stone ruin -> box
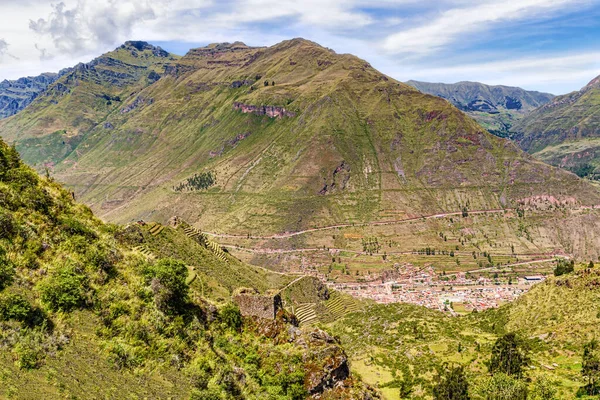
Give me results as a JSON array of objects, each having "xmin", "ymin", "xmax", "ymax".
[{"xmin": 232, "ymin": 288, "xmax": 283, "ymax": 320}]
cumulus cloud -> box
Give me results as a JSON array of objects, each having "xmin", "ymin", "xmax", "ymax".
[
  {"xmin": 382, "ymin": 0, "xmax": 585, "ymax": 56},
  {"xmin": 29, "ymin": 1, "xmax": 156, "ymax": 55}
]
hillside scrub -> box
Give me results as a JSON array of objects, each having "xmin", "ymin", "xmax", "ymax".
[{"xmin": 0, "ymin": 138, "xmax": 374, "ymax": 398}]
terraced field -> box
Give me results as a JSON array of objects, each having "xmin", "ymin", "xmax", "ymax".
[
  {"xmin": 323, "ymin": 291, "xmax": 361, "ymax": 322},
  {"xmin": 146, "ymin": 222, "xmax": 165, "ymax": 236},
  {"xmin": 293, "ymin": 303, "xmax": 318, "ymax": 325},
  {"xmin": 183, "ymin": 225, "xmax": 229, "ymax": 262},
  {"xmin": 132, "ymin": 245, "xmax": 155, "ymax": 259}
]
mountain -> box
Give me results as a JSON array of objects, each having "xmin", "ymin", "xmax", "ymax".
[
  {"xmin": 406, "ymin": 80, "xmax": 554, "ymax": 137},
  {"xmin": 0, "ymin": 137, "xmax": 375, "ymax": 398},
  {"xmin": 1, "ymin": 38, "xmax": 600, "ymax": 264},
  {"xmin": 0, "ymin": 41, "xmax": 176, "ymax": 169},
  {"xmin": 511, "ymin": 74, "xmax": 600, "ymax": 179},
  {"xmin": 0, "ymin": 72, "xmax": 64, "ymax": 119}
]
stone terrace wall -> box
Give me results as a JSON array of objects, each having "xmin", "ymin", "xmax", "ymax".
[{"xmin": 233, "ymin": 291, "xmax": 283, "ymax": 319}]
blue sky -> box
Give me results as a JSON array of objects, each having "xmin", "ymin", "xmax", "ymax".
[{"xmin": 1, "ymin": 0, "xmax": 599, "ymax": 94}]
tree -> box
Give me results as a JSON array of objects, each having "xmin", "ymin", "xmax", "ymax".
[
  {"xmin": 530, "ymin": 376, "xmax": 557, "ymax": 400},
  {"xmin": 433, "ymin": 364, "xmax": 470, "ymax": 400},
  {"xmin": 554, "ymin": 258, "xmax": 574, "ymax": 276},
  {"xmin": 589, "ymin": 261, "xmax": 595, "ymax": 269},
  {"xmin": 478, "ymin": 373, "xmax": 527, "ymax": 400},
  {"xmin": 581, "ymin": 339, "xmax": 600, "ymax": 396},
  {"xmin": 488, "ymin": 333, "xmax": 529, "ymax": 378},
  {"xmin": 144, "ymin": 258, "xmax": 189, "ymax": 314}
]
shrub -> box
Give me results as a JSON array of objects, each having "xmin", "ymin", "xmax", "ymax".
[
  {"xmin": 87, "ymin": 244, "xmax": 121, "ymax": 274},
  {"xmin": 530, "ymin": 376, "xmax": 557, "ymax": 400},
  {"xmin": 477, "ymin": 373, "xmax": 528, "ymax": 400},
  {"xmin": 0, "ymin": 210, "xmax": 16, "ymax": 239},
  {"xmin": 0, "ymin": 254, "xmax": 15, "ymax": 290},
  {"xmin": 189, "ymin": 388, "xmax": 222, "ymax": 400},
  {"xmin": 219, "ymin": 303, "xmax": 242, "ymax": 331},
  {"xmin": 13, "ymin": 331, "xmax": 44, "ymax": 369},
  {"xmin": 59, "ymin": 216, "xmax": 97, "ymax": 239},
  {"xmin": 554, "ymin": 258, "xmax": 574, "ymax": 276},
  {"xmin": 106, "ymin": 340, "xmax": 143, "ymax": 369},
  {"xmin": 38, "ymin": 264, "xmax": 89, "ymax": 312},
  {"xmin": 187, "ymin": 357, "xmax": 213, "ymax": 390},
  {"xmin": 144, "ymin": 258, "xmax": 189, "ymax": 314},
  {"xmin": 0, "ymin": 293, "xmax": 32, "ymax": 322}
]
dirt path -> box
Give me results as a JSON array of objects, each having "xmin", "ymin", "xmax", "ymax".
[{"xmin": 204, "ymin": 208, "xmax": 510, "ymax": 239}]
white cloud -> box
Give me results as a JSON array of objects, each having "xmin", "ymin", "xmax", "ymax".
[
  {"xmin": 0, "ymin": 0, "xmax": 598, "ymax": 94},
  {"xmin": 29, "ymin": 1, "xmax": 156, "ymax": 55},
  {"xmin": 382, "ymin": 0, "xmax": 585, "ymax": 55},
  {"xmin": 0, "ymin": 39, "xmax": 8, "ymax": 57}
]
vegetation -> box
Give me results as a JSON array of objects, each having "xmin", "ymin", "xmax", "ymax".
[
  {"xmin": 174, "ymin": 171, "xmax": 216, "ymax": 192},
  {"xmin": 433, "ymin": 364, "xmax": 470, "ymax": 400},
  {"xmin": 581, "ymin": 339, "xmax": 600, "ymax": 396},
  {"xmin": 0, "ymin": 139, "xmax": 373, "ymax": 398},
  {"xmin": 488, "ymin": 333, "xmax": 530, "ymax": 378}
]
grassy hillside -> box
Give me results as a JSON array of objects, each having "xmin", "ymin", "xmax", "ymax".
[
  {"xmin": 511, "ymin": 75, "xmax": 600, "ymax": 180},
  {"xmin": 0, "ymin": 138, "xmax": 375, "ymax": 399},
  {"xmin": 406, "ymin": 80, "xmax": 554, "ymax": 138}
]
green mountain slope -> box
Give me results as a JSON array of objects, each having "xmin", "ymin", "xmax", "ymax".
[
  {"xmin": 0, "ymin": 138, "xmax": 374, "ymax": 399},
  {"xmin": 0, "ymin": 41, "xmax": 177, "ymax": 168},
  {"xmin": 511, "ymin": 75, "xmax": 600, "ymax": 179},
  {"xmin": 1, "ymin": 39, "xmax": 600, "ymax": 262},
  {"xmin": 406, "ymin": 80, "xmax": 554, "ymax": 137}
]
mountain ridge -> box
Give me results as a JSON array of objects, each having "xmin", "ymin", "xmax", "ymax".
[
  {"xmin": 511, "ymin": 72, "xmax": 600, "ymax": 179},
  {"xmin": 406, "ymin": 79, "xmax": 554, "ymax": 137},
  {"xmin": 1, "ymin": 39, "xmax": 600, "ymax": 262}
]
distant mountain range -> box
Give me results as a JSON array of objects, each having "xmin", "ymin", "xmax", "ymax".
[
  {"xmin": 406, "ymin": 80, "xmax": 554, "ymax": 137},
  {"xmin": 0, "ymin": 71, "xmax": 70, "ymax": 119},
  {"xmin": 511, "ymin": 75, "xmax": 600, "ymax": 179}
]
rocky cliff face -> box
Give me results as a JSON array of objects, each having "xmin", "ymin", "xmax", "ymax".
[
  {"xmin": 0, "ymin": 72, "xmax": 66, "ymax": 119},
  {"xmin": 233, "ymin": 102, "xmax": 296, "ymax": 118}
]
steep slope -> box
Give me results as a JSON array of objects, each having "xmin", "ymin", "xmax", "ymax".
[
  {"xmin": 1, "ymin": 39, "xmax": 600, "ymax": 260},
  {"xmin": 511, "ymin": 75, "xmax": 600, "ymax": 179},
  {"xmin": 0, "ymin": 72, "xmax": 67, "ymax": 119},
  {"xmin": 0, "ymin": 138, "xmax": 375, "ymax": 399},
  {"xmin": 0, "ymin": 41, "xmax": 176, "ymax": 169},
  {"xmin": 406, "ymin": 80, "xmax": 554, "ymax": 137}
]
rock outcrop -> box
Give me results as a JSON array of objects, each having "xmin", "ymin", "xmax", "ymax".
[
  {"xmin": 233, "ymin": 102, "xmax": 296, "ymax": 118},
  {"xmin": 0, "ymin": 72, "xmax": 63, "ymax": 119}
]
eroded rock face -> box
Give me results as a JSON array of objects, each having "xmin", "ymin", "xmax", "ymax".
[
  {"xmin": 0, "ymin": 73, "xmax": 61, "ymax": 119},
  {"xmin": 233, "ymin": 102, "xmax": 296, "ymax": 118},
  {"xmin": 303, "ymin": 329, "xmax": 351, "ymax": 394}
]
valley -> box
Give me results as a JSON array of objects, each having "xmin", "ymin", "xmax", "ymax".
[{"xmin": 0, "ymin": 36, "xmax": 599, "ymax": 400}]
